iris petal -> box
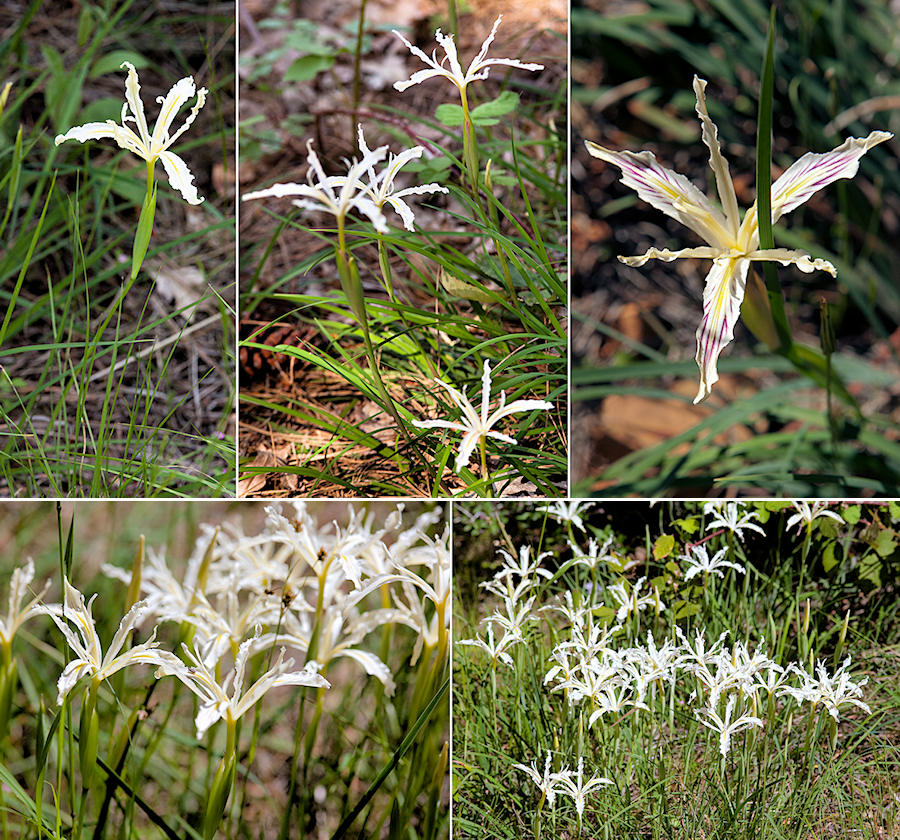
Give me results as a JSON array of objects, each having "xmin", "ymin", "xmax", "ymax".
[{"xmin": 694, "ymin": 257, "xmax": 750, "ymax": 404}]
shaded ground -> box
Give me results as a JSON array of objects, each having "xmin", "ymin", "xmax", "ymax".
[
  {"xmin": 237, "ymin": 0, "xmax": 567, "ymax": 498},
  {"xmin": 0, "ymin": 1, "xmax": 235, "ymax": 496}
]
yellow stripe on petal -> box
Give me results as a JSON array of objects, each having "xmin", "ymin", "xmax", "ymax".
[
  {"xmin": 692, "ymin": 76, "xmax": 740, "ymax": 237},
  {"xmin": 694, "ymin": 258, "xmax": 750, "ymax": 403},
  {"xmin": 55, "ymin": 122, "xmax": 120, "ymax": 146},
  {"xmin": 585, "ymin": 141, "xmax": 733, "ymax": 248},
  {"xmin": 158, "ymin": 150, "xmax": 204, "ymax": 205},
  {"xmin": 748, "ymin": 248, "xmax": 837, "ymax": 276},
  {"xmin": 619, "ymin": 245, "xmax": 721, "ymax": 267},
  {"xmin": 769, "ymin": 131, "xmax": 893, "ymax": 223},
  {"xmin": 121, "ymin": 61, "xmax": 151, "ymax": 147},
  {"xmin": 151, "ymin": 76, "xmax": 199, "ymax": 151}
]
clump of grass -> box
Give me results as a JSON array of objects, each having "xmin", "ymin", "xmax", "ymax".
[{"xmin": 453, "ymin": 500, "xmax": 900, "ymax": 838}]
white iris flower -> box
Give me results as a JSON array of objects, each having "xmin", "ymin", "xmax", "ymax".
[
  {"xmin": 695, "ymin": 695, "xmax": 764, "ymax": 757},
  {"xmin": 242, "ymin": 136, "xmax": 390, "ymax": 232},
  {"xmin": 553, "ymin": 756, "xmax": 613, "ymax": 819},
  {"xmin": 0, "ymin": 559, "xmax": 48, "ymax": 650},
  {"xmin": 586, "ymin": 75, "xmax": 892, "ymax": 402},
  {"xmin": 155, "ymin": 635, "xmax": 329, "ymax": 738},
  {"xmin": 786, "ymin": 501, "xmax": 845, "ymax": 530},
  {"xmin": 392, "ymin": 15, "xmax": 543, "ymax": 97},
  {"xmin": 681, "ymin": 544, "xmax": 746, "ymax": 581},
  {"xmin": 412, "ymin": 360, "xmax": 553, "ymax": 472},
  {"xmin": 41, "ymin": 579, "xmax": 166, "ymax": 705},
  {"xmin": 353, "ymin": 125, "xmax": 448, "ymax": 230},
  {"xmin": 55, "ymin": 61, "xmax": 207, "ymax": 205}
]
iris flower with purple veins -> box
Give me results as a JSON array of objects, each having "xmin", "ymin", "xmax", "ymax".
[{"xmin": 586, "ymin": 75, "xmax": 892, "ymax": 402}]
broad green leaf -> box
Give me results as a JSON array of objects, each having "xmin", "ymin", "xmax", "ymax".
[
  {"xmin": 674, "ymin": 600, "xmax": 701, "ymax": 620},
  {"xmin": 41, "ymin": 44, "xmax": 84, "ymax": 133},
  {"xmin": 822, "ymin": 540, "xmax": 838, "ymax": 572},
  {"xmin": 858, "ymin": 553, "xmax": 882, "ymax": 588},
  {"xmin": 439, "ymin": 272, "xmax": 497, "ymax": 304},
  {"xmin": 470, "ymin": 91, "xmax": 520, "ymax": 123},
  {"xmin": 653, "ymin": 533, "xmax": 675, "ymax": 561},
  {"xmin": 672, "ymin": 516, "xmax": 699, "ymax": 534},
  {"xmin": 591, "ymin": 605, "xmax": 617, "ymax": 623},
  {"xmin": 90, "ymin": 50, "xmax": 150, "ymax": 78},
  {"xmin": 435, "ymin": 103, "xmax": 464, "ymax": 127},
  {"xmin": 79, "ymin": 96, "xmax": 123, "ymax": 124},
  {"xmin": 872, "ymin": 528, "xmax": 897, "ymax": 558},
  {"xmin": 284, "ymin": 54, "xmax": 334, "ymax": 82}
]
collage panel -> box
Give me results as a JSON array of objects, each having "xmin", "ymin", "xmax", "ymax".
[
  {"xmin": 571, "ymin": 1, "xmax": 899, "ymax": 497},
  {"xmin": 0, "ymin": 499, "xmax": 449, "ymax": 838},
  {"xmin": 2, "ymin": 2, "xmax": 900, "ymax": 838},
  {"xmin": 237, "ymin": 1, "xmax": 568, "ymax": 499},
  {"xmin": 452, "ymin": 499, "xmax": 900, "ymax": 837},
  {"xmin": 0, "ymin": 2, "xmax": 236, "ymax": 498}
]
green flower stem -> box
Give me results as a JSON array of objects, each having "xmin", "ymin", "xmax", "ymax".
[
  {"xmin": 756, "ymin": 8, "xmax": 792, "ymax": 355},
  {"xmin": 279, "ymin": 561, "xmax": 332, "ymax": 840},
  {"xmin": 376, "ymin": 234, "xmax": 396, "ymax": 302},
  {"xmin": 335, "ymin": 219, "xmax": 418, "ymax": 458},
  {"xmin": 203, "ymin": 717, "xmax": 237, "ymax": 840},
  {"xmin": 350, "ymin": 0, "xmax": 369, "ymax": 143},
  {"xmin": 373, "ymin": 235, "xmax": 439, "ymax": 381},
  {"xmin": 376, "ymin": 584, "xmax": 394, "ymax": 708},
  {"xmin": 0, "ymin": 650, "xmax": 9, "ymax": 840},
  {"xmin": 0, "ymin": 645, "xmax": 14, "ymax": 745},
  {"xmin": 483, "ymin": 162, "xmax": 521, "ymax": 316},
  {"xmin": 479, "ymin": 435, "xmax": 492, "ymax": 498},
  {"xmin": 93, "ymin": 681, "xmax": 158, "ymax": 840},
  {"xmin": 79, "ymin": 682, "xmax": 99, "ymax": 790},
  {"xmin": 460, "ymin": 87, "xmax": 479, "ymax": 195},
  {"xmin": 448, "ymin": 0, "xmax": 458, "ymax": 40}
]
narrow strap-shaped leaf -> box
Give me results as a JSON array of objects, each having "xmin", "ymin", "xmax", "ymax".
[
  {"xmin": 330, "ymin": 676, "xmax": 449, "ymax": 840},
  {"xmin": 755, "ymin": 6, "xmax": 792, "ymax": 353},
  {"xmin": 131, "ymin": 178, "xmax": 157, "ymax": 280}
]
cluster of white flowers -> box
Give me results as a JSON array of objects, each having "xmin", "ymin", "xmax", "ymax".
[
  {"xmin": 511, "ymin": 753, "xmax": 612, "ymax": 819},
  {"xmin": 4, "ymin": 503, "xmax": 448, "ymax": 740},
  {"xmin": 458, "ymin": 507, "xmax": 870, "ymax": 822},
  {"xmin": 539, "ymin": 577, "xmax": 868, "ymax": 756},
  {"xmin": 457, "ymin": 545, "xmax": 548, "ymax": 668}
]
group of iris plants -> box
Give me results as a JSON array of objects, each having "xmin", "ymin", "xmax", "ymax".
[
  {"xmin": 571, "ymin": 0, "xmax": 900, "ymax": 496},
  {"xmin": 453, "ymin": 499, "xmax": 900, "ymax": 838},
  {"xmin": 0, "ymin": 1, "xmax": 235, "ymax": 497},
  {"xmin": 0, "ymin": 501, "xmax": 449, "ymax": 839},
  {"xmin": 239, "ymin": 6, "xmax": 567, "ymax": 497}
]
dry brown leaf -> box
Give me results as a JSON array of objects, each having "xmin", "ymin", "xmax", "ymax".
[
  {"xmin": 238, "ymin": 449, "xmax": 276, "ymax": 497},
  {"xmin": 152, "ymin": 264, "xmax": 206, "ymax": 316}
]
